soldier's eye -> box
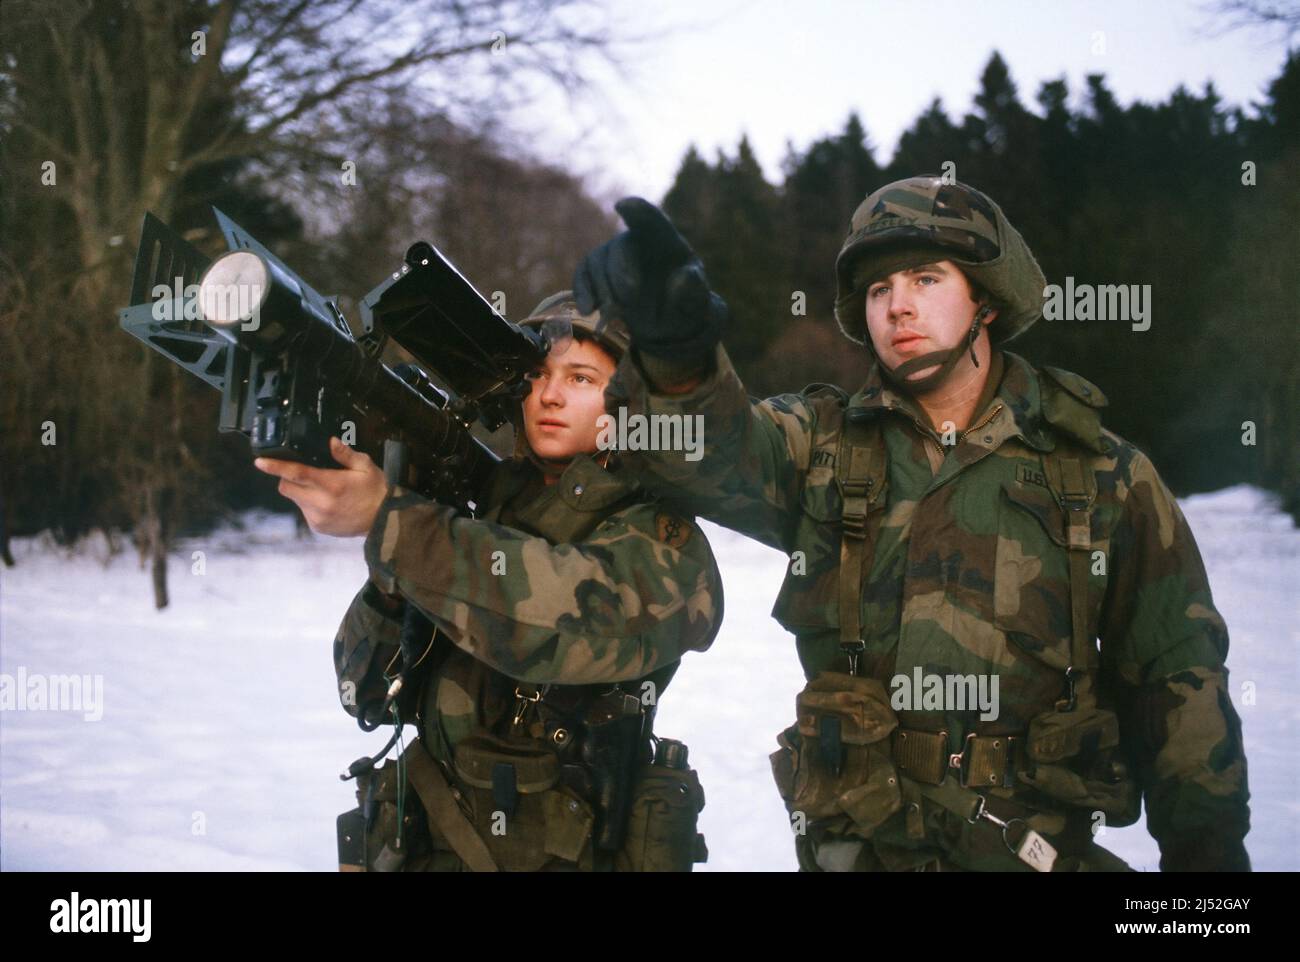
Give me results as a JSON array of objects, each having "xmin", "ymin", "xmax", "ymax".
[{"xmin": 868, "ymin": 285, "xmax": 889, "ymax": 298}]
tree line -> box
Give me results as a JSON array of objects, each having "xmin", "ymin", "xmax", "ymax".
[
  {"xmin": 662, "ymin": 51, "xmax": 1299, "ymax": 517},
  {"xmin": 1, "ymin": 3, "xmax": 1294, "ymax": 611}
]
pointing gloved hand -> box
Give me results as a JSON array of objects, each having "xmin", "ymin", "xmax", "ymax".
[{"xmin": 573, "ymin": 197, "xmax": 727, "ymax": 362}]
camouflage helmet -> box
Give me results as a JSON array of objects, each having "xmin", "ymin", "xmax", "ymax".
[
  {"xmin": 833, "ymin": 176, "xmax": 1046, "ymax": 347},
  {"xmin": 520, "ymin": 290, "xmax": 630, "ymax": 363}
]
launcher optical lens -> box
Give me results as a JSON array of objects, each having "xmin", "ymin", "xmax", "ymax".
[{"xmin": 199, "ymin": 251, "xmax": 269, "ymax": 326}]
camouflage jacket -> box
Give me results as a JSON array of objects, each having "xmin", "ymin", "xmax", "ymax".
[
  {"xmin": 608, "ymin": 344, "xmax": 1250, "ymax": 869},
  {"xmin": 333, "ymin": 452, "xmax": 723, "ymax": 760}
]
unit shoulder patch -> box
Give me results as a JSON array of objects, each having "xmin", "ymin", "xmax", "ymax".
[{"xmin": 654, "ymin": 512, "xmax": 693, "ymax": 549}]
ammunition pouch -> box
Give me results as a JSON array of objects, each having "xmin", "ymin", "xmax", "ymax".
[
  {"xmin": 354, "ymin": 726, "xmax": 707, "ymax": 871},
  {"xmin": 1019, "ymin": 704, "xmax": 1140, "ymax": 825},
  {"xmin": 451, "ymin": 733, "xmax": 596, "ymax": 871},
  {"xmin": 770, "ymin": 671, "xmax": 902, "ymax": 837},
  {"xmin": 769, "ymin": 677, "xmax": 1140, "ymax": 849},
  {"xmin": 446, "ymin": 730, "xmax": 706, "ymax": 871},
  {"xmin": 349, "ymin": 667, "xmax": 707, "ymax": 871}
]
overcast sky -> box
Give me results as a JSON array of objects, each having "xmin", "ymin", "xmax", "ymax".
[{"xmin": 500, "ymin": 0, "xmax": 1295, "ymax": 204}]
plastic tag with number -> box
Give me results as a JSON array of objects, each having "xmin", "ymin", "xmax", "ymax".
[{"xmin": 1014, "ymin": 827, "xmax": 1058, "ymax": 872}]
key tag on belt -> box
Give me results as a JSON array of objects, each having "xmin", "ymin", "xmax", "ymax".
[
  {"xmin": 971, "ymin": 798, "xmax": 1058, "ymax": 873},
  {"xmin": 1001, "ymin": 818, "xmax": 1058, "ymax": 872},
  {"xmin": 840, "ymin": 641, "xmax": 865, "ymax": 677}
]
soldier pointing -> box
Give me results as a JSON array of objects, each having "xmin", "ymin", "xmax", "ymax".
[{"xmin": 576, "ymin": 176, "xmax": 1251, "ymax": 871}]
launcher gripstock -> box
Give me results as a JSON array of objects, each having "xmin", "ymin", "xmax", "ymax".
[{"xmin": 118, "ymin": 209, "xmax": 550, "ymax": 511}]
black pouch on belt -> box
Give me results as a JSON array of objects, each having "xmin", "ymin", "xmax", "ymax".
[{"xmin": 581, "ymin": 689, "xmax": 647, "ymax": 852}]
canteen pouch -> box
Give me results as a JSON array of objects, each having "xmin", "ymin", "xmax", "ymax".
[
  {"xmin": 1021, "ymin": 705, "xmax": 1140, "ymax": 825},
  {"xmin": 452, "ymin": 734, "xmax": 595, "ymax": 870},
  {"xmin": 618, "ymin": 761, "xmax": 708, "ymax": 872},
  {"xmin": 770, "ymin": 671, "xmax": 902, "ymax": 837}
]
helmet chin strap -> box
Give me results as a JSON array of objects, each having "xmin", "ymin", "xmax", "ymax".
[{"xmin": 877, "ymin": 305, "xmax": 991, "ymax": 395}]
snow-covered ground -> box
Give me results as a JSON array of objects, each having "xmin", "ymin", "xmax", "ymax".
[{"xmin": 2, "ymin": 485, "xmax": 1296, "ymax": 871}]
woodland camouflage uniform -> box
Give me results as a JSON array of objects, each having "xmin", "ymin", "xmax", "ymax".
[
  {"xmin": 334, "ymin": 294, "xmax": 721, "ymax": 872},
  {"xmin": 604, "ymin": 177, "xmax": 1250, "ymax": 872}
]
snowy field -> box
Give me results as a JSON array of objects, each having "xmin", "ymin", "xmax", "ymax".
[{"xmin": 1, "ymin": 484, "xmax": 1296, "ymax": 871}]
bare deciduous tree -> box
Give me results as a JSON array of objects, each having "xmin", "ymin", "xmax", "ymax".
[{"xmin": 0, "ymin": 0, "xmax": 617, "ymax": 607}]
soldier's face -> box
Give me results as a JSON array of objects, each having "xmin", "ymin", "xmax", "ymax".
[
  {"xmin": 522, "ymin": 337, "xmax": 617, "ymax": 462},
  {"xmin": 864, "ymin": 260, "xmax": 987, "ymax": 384}
]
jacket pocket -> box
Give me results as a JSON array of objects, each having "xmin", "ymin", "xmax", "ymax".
[
  {"xmin": 994, "ymin": 481, "xmax": 1076, "ymax": 671},
  {"xmin": 771, "ymin": 487, "xmax": 842, "ymax": 634},
  {"xmin": 772, "ymin": 465, "xmax": 878, "ymax": 635}
]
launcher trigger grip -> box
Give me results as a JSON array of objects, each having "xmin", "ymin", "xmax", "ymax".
[{"xmin": 382, "ymin": 439, "xmax": 410, "ymax": 488}]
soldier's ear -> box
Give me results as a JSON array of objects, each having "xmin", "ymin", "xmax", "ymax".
[{"xmin": 976, "ymin": 302, "xmax": 997, "ymax": 326}]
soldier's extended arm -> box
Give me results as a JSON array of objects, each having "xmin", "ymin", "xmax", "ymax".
[
  {"xmin": 607, "ymin": 344, "xmax": 828, "ymax": 553},
  {"xmin": 361, "ymin": 487, "xmax": 722, "ymax": 685},
  {"xmin": 1100, "ymin": 449, "xmax": 1251, "ymax": 871},
  {"xmin": 575, "ymin": 197, "xmax": 822, "ymax": 552}
]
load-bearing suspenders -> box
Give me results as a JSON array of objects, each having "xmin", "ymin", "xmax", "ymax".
[
  {"xmin": 832, "ymin": 410, "xmax": 1102, "ymax": 868},
  {"xmin": 402, "ymin": 738, "xmax": 500, "ymax": 872},
  {"xmin": 834, "ymin": 409, "xmax": 1100, "ymax": 704},
  {"xmin": 1042, "ymin": 451, "xmax": 1100, "ymax": 711},
  {"xmin": 835, "ymin": 410, "xmax": 888, "ymax": 676}
]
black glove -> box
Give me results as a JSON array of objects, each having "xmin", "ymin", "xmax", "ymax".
[{"xmin": 573, "ymin": 197, "xmax": 727, "ymax": 361}]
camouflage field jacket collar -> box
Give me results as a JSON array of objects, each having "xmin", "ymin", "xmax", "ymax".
[
  {"xmin": 485, "ymin": 452, "xmax": 641, "ymax": 545},
  {"xmin": 846, "ymin": 351, "xmax": 1087, "ymax": 456}
]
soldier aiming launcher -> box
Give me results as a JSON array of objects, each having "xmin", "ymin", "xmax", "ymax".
[
  {"xmin": 118, "ymin": 208, "xmax": 557, "ymax": 512},
  {"xmin": 119, "ymin": 210, "xmax": 563, "ymax": 741}
]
